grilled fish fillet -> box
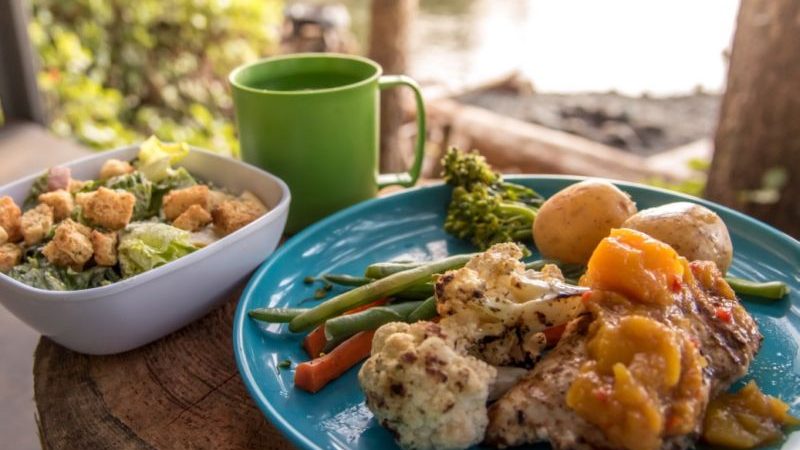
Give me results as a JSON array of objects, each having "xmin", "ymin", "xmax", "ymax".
[{"xmin": 485, "ymin": 261, "xmax": 762, "ymax": 450}]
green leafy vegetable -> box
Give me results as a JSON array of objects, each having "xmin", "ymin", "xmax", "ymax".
[
  {"xmin": 23, "ymin": 172, "xmax": 50, "ymax": 210},
  {"xmin": 118, "ymin": 222, "xmax": 197, "ymax": 278},
  {"xmin": 442, "ymin": 148, "xmax": 543, "ymax": 250},
  {"xmin": 136, "ymin": 136, "xmax": 190, "ymax": 182},
  {"xmin": 8, "ymin": 249, "xmax": 120, "ymax": 291}
]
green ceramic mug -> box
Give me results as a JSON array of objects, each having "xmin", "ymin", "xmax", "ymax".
[{"xmin": 229, "ymin": 53, "xmax": 426, "ymax": 233}]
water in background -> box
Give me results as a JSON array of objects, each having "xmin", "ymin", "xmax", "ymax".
[{"xmin": 294, "ymin": 0, "xmax": 740, "ymax": 96}]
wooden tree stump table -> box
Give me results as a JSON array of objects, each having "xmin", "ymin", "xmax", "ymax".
[{"xmin": 33, "ymin": 290, "xmax": 294, "ymax": 449}]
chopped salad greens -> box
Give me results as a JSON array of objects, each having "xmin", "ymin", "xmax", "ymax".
[{"xmin": 0, "ymin": 137, "xmax": 268, "ymax": 291}]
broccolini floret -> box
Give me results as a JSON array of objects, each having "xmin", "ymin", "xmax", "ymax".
[{"xmin": 442, "ymin": 148, "xmax": 543, "ymax": 250}]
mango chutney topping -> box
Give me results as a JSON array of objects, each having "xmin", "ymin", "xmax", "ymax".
[
  {"xmin": 703, "ymin": 381, "xmax": 800, "ymax": 449},
  {"xmin": 566, "ymin": 315, "xmax": 706, "ymax": 450},
  {"xmin": 567, "ymin": 228, "xmax": 706, "ymax": 450},
  {"xmin": 582, "ymin": 228, "xmax": 685, "ymax": 306}
]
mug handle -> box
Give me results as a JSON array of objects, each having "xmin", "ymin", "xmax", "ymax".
[{"xmin": 376, "ymin": 75, "xmax": 427, "ymax": 189}]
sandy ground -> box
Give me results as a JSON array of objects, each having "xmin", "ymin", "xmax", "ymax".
[{"xmin": 458, "ymin": 90, "xmax": 721, "ymax": 155}]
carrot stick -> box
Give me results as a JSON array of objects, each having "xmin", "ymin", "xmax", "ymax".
[
  {"xmin": 295, "ymin": 330, "xmax": 376, "ymax": 393},
  {"xmin": 543, "ymin": 323, "xmax": 567, "ymax": 346},
  {"xmin": 302, "ymin": 298, "xmax": 386, "ymax": 358},
  {"xmin": 302, "ymin": 326, "xmax": 328, "ymax": 359}
]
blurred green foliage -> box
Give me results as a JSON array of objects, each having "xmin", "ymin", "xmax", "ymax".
[
  {"xmin": 28, "ymin": 0, "xmax": 283, "ymax": 156},
  {"xmin": 647, "ymin": 157, "xmax": 709, "ymax": 197}
]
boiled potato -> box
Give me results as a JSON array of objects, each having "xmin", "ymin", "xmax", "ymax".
[
  {"xmin": 621, "ymin": 202, "xmax": 733, "ymax": 274},
  {"xmin": 533, "ymin": 179, "xmax": 637, "ymax": 264}
]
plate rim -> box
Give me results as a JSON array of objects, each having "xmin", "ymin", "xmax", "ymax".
[{"xmin": 233, "ymin": 175, "xmax": 799, "ymax": 450}]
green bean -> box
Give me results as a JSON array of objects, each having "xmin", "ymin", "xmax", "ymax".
[
  {"xmin": 725, "ymin": 277, "xmax": 789, "ymax": 300},
  {"xmin": 407, "ymin": 296, "xmax": 437, "ymax": 322},
  {"xmin": 322, "ymin": 274, "xmax": 374, "ymax": 286},
  {"xmin": 248, "ymin": 307, "xmax": 307, "ymax": 323},
  {"xmin": 364, "ymin": 261, "xmax": 425, "ymax": 279},
  {"xmin": 324, "ymin": 301, "xmax": 423, "ymax": 346},
  {"xmin": 289, "ymin": 253, "xmax": 475, "ymax": 332},
  {"xmin": 394, "ymin": 282, "xmax": 435, "ymax": 299}
]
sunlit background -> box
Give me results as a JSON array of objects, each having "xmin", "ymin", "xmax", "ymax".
[{"xmin": 334, "ymin": 0, "xmax": 739, "ymax": 95}]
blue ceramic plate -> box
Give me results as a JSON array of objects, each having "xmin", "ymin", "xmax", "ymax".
[{"xmin": 233, "ymin": 176, "xmax": 800, "ymax": 450}]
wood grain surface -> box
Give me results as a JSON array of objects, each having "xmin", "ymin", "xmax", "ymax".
[{"xmin": 34, "ymin": 293, "xmax": 294, "ymax": 450}]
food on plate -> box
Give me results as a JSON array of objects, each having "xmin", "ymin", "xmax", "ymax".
[
  {"xmin": 622, "ymin": 201, "xmax": 734, "ymax": 274},
  {"xmin": 434, "ymin": 243, "xmax": 587, "ymax": 366},
  {"xmin": 359, "ymin": 321, "xmax": 497, "ymax": 450},
  {"xmin": 241, "ymin": 160, "xmax": 795, "ymax": 449},
  {"xmin": 348, "ymin": 230, "xmax": 793, "ymax": 450},
  {"xmin": 533, "ymin": 179, "xmax": 637, "ymax": 264},
  {"xmin": 0, "ymin": 136, "xmax": 268, "ymax": 290},
  {"xmin": 485, "ymin": 229, "xmax": 766, "ymax": 450},
  {"xmin": 357, "ymin": 244, "xmax": 589, "ymax": 448},
  {"xmin": 702, "ymin": 380, "xmax": 800, "ymax": 448},
  {"xmin": 441, "ymin": 147, "xmax": 544, "ymax": 250}
]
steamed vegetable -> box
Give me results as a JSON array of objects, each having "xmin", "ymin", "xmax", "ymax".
[
  {"xmin": 303, "ymin": 298, "xmax": 388, "ymax": 358},
  {"xmin": 622, "ymin": 202, "xmax": 734, "ymax": 274},
  {"xmin": 288, "ymin": 253, "xmax": 475, "ymax": 332},
  {"xmin": 442, "ymin": 148, "xmax": 543, "ymax": 250},
  {"xmin": 725, "ymin": 278, "xmax": 789, "ymax": 300},
  {"xmin": 324, "ymin": 300, "xmax": 428, "ymax": 348},
  {"xmin": 117, "ymin": 222, "xmax": 197, "ymax": 277},
  {"xmin": 294, "ymin": 330, "xmax": 376, "ymax": 393},
  {"xmin": 533, "ymin": 179, "xmax": 637, "ymax": 264}
]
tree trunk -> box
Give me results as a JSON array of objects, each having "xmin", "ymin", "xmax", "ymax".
[
  {"xmin": 368, "ymin": 0, "xmax": 417, "ymax": 173},
  {"xmin": 705, "ymin": 0, "xmax": 800, "ymax": 238}
]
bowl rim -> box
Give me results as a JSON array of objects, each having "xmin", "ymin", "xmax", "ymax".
[{"xmin": 0, "ymin": 144, "xmax": 291, "ymax": 301}]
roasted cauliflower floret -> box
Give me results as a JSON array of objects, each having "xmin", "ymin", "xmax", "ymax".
[
  {"xmin": 38, "ymin": 189, "xmax": 74, "ymax": 221},
  {"xmin": 20, "ymin": 203, "xmax": 54, "ymax": 246},
  {"xmin": 359, "ymin": 321, "xmax": 497, "ymax": 450},
  {"xmin": 0, "ymin": 196, "xmax": 22, "ymax": 243},
  {"xmin": 435, "ymin": 243, "xmax": 585, "ymax": 366}
]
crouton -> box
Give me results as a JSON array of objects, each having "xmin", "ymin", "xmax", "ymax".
[
  {"xmin": 0, "ymin": 225, "xmax": 7, "ymax": 245},
  {"xmin": 212, "ymin": 198, "xmax": 266, "ymax": 236},
  {"xmin": 162, "ymin": 185, "xmax": 210, "ymax": 220},
  {"xmin": 38, "ymin": 189, "xmax": 74, "ymax": 221},
  {"xmin": 21, "ymin": 203, "xmax": 54, "ymax": 246},
  {"xmin": 42, "ymin": 219, "xmax": 93, "ymax": 269},
  {"xmin": 172, "ymin": 204, "xmax": 212, "ymax": 232},
  {"xmin": 0, "ymin": 243, "xmax": 22, "ymax": 272},
  {"xmin": 0, "ymin": 196, "xmax": 22, "ymax": 243},
  {"xmin": 99, "ymin": 158, "xmax": 134, "ymax": 180},
  {"xmin": 208, "ymin": 189, "xmax": 234, "ymax": 211},
  {"xmin": 79, "ymin": 187, "xmax": 136, "ymax": 230},
  {"xmin": 239, "ymin": 191, "xmax": 268, "ymax": 211},
  {"xmin": 91, "ymin": 230, "xmax": 118, "ymax": 266}
]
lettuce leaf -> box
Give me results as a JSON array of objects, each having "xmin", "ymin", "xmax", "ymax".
[
  {"xmin": 136, "ymin": 136, "xmax": 190, "ymax": 182},
  {"xmin": 8, "ymin": 249, "xmax": 120, "ymax": 291},
  {"xmin": 24, "ymin": 172, "xmax": 50, "ymax": 210},
  {"xmin": 118, "ymin": 222, "xmax": 197, "ymax": 278}
]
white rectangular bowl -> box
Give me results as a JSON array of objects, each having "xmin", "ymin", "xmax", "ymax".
[{"xmin": 0, "ymin": 145, "xmax": 290, "ymax": 354}]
